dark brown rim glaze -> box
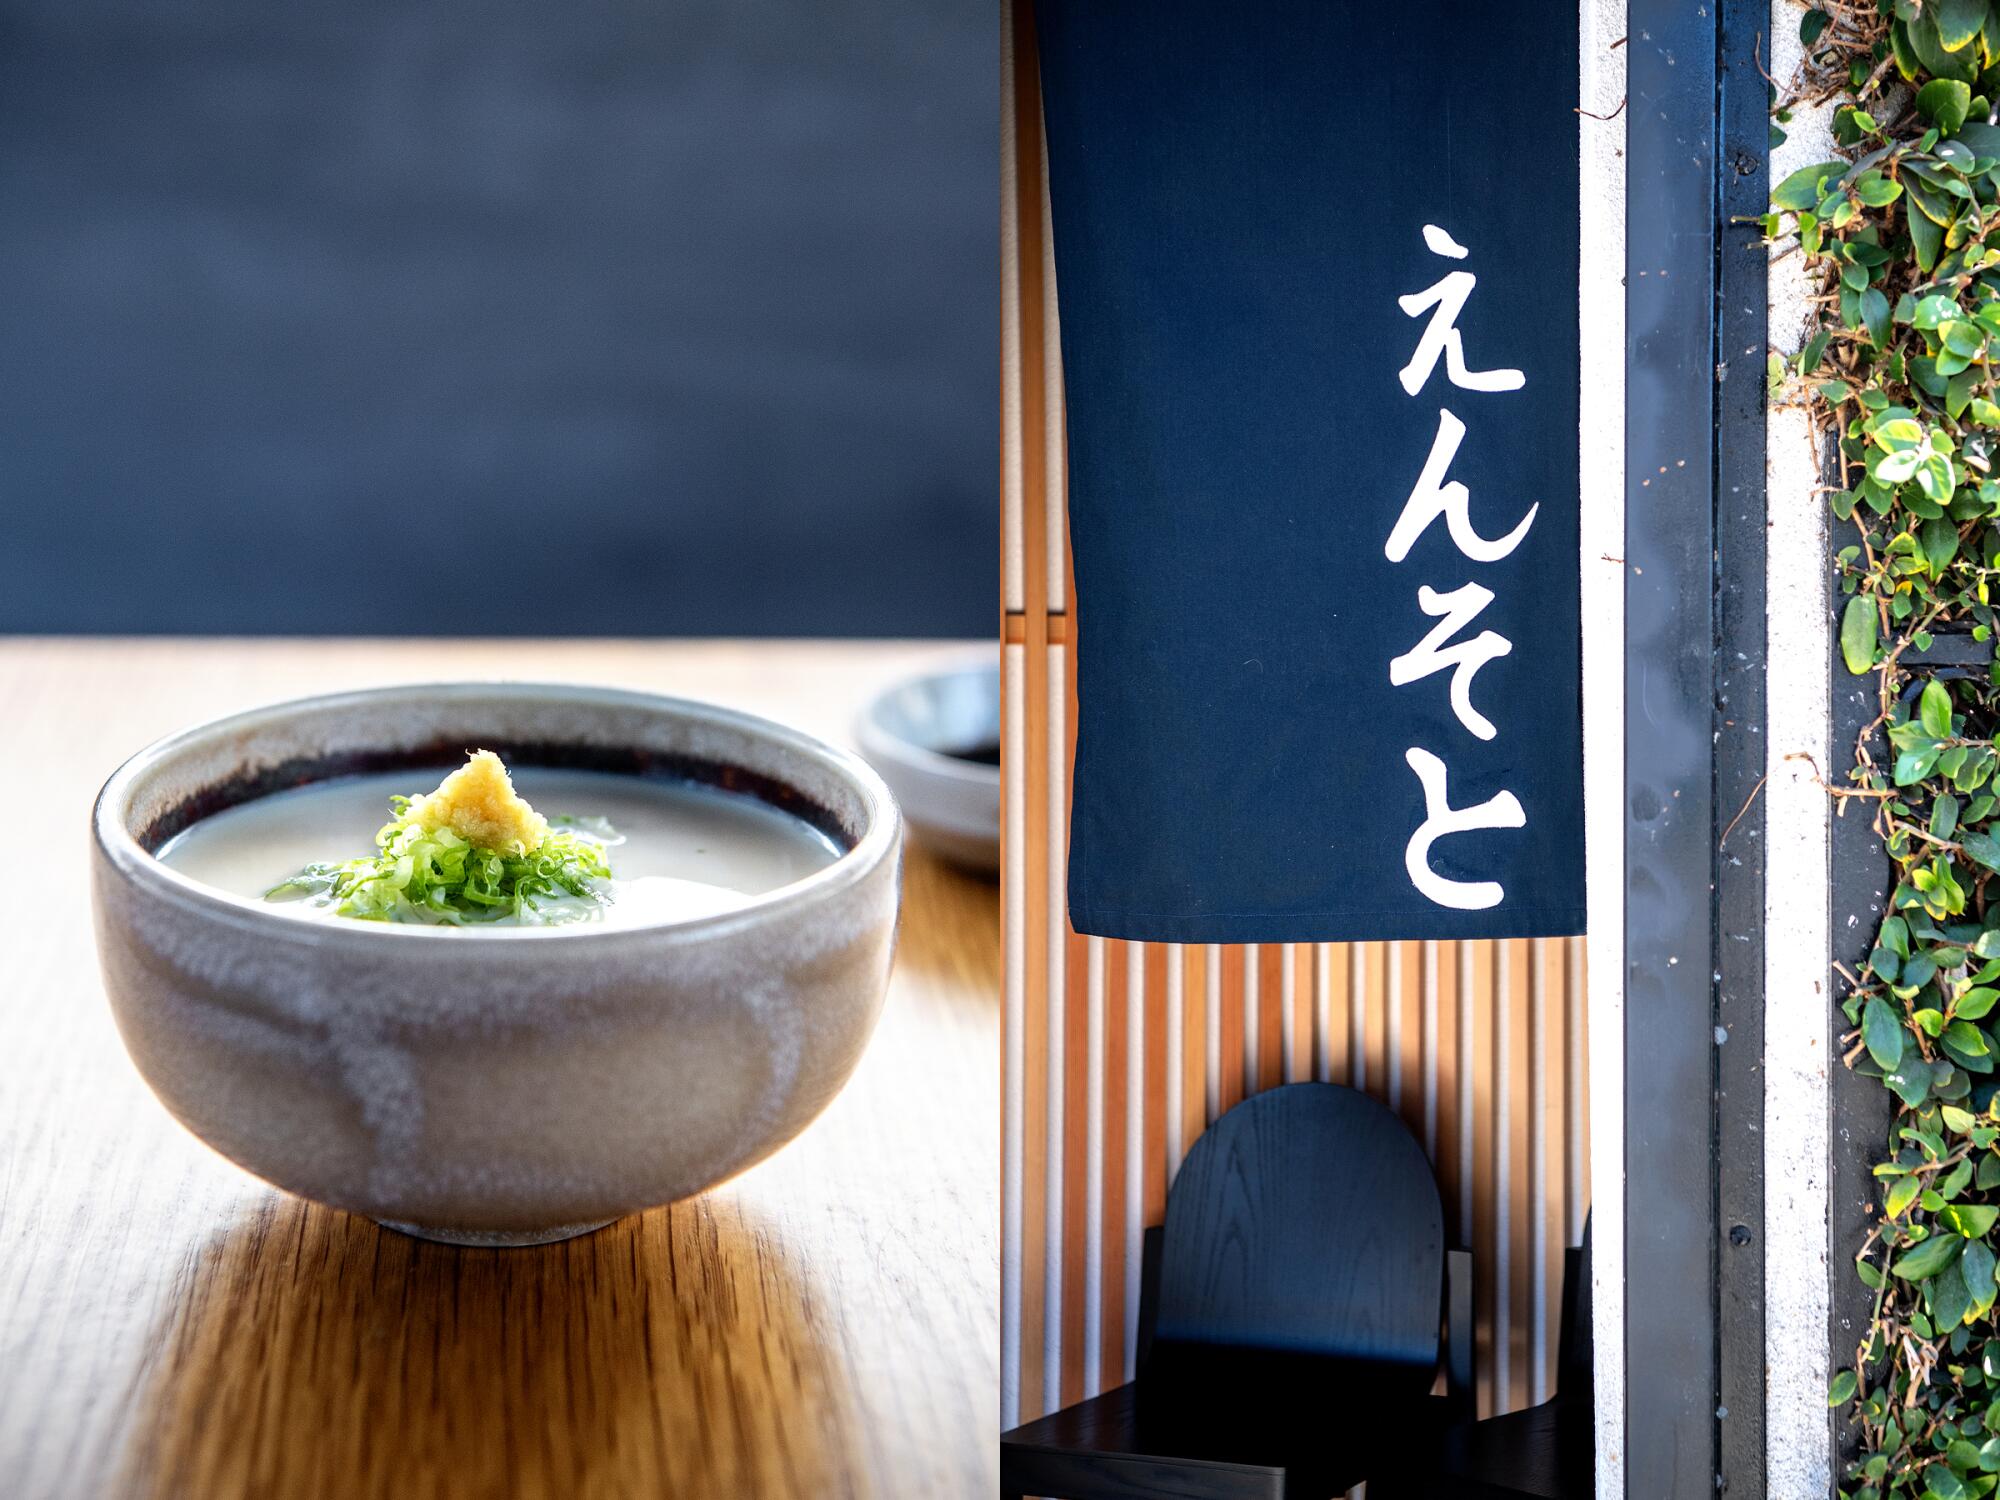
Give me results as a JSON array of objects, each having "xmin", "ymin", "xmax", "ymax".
[{"xmin": 136, "ymin": 740, "xmax": 854, "ymax": 855}]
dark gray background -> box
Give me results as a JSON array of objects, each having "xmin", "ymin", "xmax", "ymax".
[{"xmin": 0, "ymin": 1, "xmax": 995, "ymax": 636}]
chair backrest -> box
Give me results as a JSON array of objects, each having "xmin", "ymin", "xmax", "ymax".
[{"xmin": 1148, "ymin": 1083, "xmax": 1444, "ymax": 1378}]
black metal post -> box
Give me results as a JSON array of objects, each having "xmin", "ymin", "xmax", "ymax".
[{"xmin": 1624, "ymin": 1, "xmax": 1729, "ymax": 1491}]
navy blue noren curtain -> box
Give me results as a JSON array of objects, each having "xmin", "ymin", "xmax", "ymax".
[{"xmin": 1039, "ymin": 0, "xmax": 1586, "ymax": 943}]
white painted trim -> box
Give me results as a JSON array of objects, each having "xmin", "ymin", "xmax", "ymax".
[
  {"xmin": 1579, "ymin": 0, "xmax": 1628, "ymax": 1491},
  {"xmin": 1764, "ymin": 4, "xmax": 1835, "ymax": 1492}
]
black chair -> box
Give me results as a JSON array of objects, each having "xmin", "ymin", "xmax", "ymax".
[
  {"xmin": 1001, "ymin": 1082, "xmax": 1472, "ymax": 1500},
  {"xmin": 1371, "ymin": 1221, "xmax": 1594, "ymax": 1500}
]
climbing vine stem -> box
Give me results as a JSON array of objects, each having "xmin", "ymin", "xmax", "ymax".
[{"xmin": 1774, "ymin": 4, "xmax": 2000, "ymax": 1496}]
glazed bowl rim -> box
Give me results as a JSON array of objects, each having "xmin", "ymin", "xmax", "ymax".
[
  {"xmin": 92, "ymin": 680, "xmax": 902, "ymax": 947},
  {"xmin": 853, "ymin": 653, "xmax": 1002, "ymax": 791}
]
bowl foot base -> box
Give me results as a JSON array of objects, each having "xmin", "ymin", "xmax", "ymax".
[{"xmin": 375, "ymin": 1217, "xmax": 615, "ymax": 1248}]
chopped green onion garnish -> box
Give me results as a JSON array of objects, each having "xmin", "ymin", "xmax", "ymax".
[{"xmin": 267, "ymin": 791, "xmax": 617, "ymax": 927}]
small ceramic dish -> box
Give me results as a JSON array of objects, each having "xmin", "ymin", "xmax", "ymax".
[
  {"xmin": 91, "ymin": 682, "xmax": 902, "ymax": 1246},
  {"xmin": 854, "ymin": 656, "xmax": 1000, "ymax": 874}
]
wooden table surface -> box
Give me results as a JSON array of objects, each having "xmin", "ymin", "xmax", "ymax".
[{"xmin": 0, "ymin": 638, "xmax": 1000, "ymax": 1500}]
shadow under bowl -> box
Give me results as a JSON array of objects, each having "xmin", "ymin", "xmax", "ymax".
[
  {"xmin": 854, "ymin": 656, "xmax": 1000, "ymax": 875},
  {"xmin": 91, "ymin": 682, "xmax": 902, "ymax": 1246}
]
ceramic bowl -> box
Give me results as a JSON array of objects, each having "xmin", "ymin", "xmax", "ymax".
[
  {"xmin": 854, "ymin": 656, "xmax": 1000, "ymax": 875},
  {"xmin": 91, "ymin": 682, "xmax": 902, "ymax": 1247}
]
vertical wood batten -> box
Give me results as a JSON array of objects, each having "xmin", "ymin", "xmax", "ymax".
[
  {"xmin": 1183, "ymin": 943, "xmax": 1207, "ymax": 1161},
  {"xmin": 1061, "ymin": 644, "xmax": 1088, "ymax": 1408},
  {"xmin": 1204, "ymin": 944, "xmax": 1223, "ymax": 1125},
  {"xmin": 1123, "ymin": 943, "xmax": 1146, "ymax": 1384},
  {"xmin": 998, "ymin": 0, "xmax": 1025, "ymax": 1430},
  {"xmin": 998, "ymin": 0, "xmax": 1023, "ymax": 617},
  {"xmin": 1001, "ymin": 639, "xmax": 1026, "ymax": 1430},
  {"xmin": 1386, "ymin": 943, "xmax": 1405, "ymax": 1114},
  {"xmin": 1242, "ymin": 944, "xmax": 1261, "ymax": 1101},
  {"xmin": 1039, "ymin": 127, "xmax": 1066, "ymax": 615},
  {"xmin": 1280, "ymin": 944, "xmax": 1299, "ymax": 1084},
  {"xmin": 1100, "ymin": 940, "xmax": 1128, "ymax": 1398},
  {"xmin": 1350, "ymin": 945, "xmax": 1369, "ymax": 1092},
  {"xmin": 1041, "ymin": 645, "xmax": 1065, "ymax": 1410},
  {"xmin": 1165, "ymin": 944, "xmax": 1185, "ymax": 1189},
  {"xmin": 1082, "ymin": 935, "xmax": 1105, "ymax": 1398}
]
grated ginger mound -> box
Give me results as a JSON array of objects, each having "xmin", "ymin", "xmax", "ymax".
[{"xmin": 402, "ymin": 749, "xmax": 550, "ymax": 855}]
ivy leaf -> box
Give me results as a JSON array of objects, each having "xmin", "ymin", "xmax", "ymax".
[
  {"xmin": 1896, "ymin": 1230, "xmax": 1967, "ymax": 1280},
  {"xmin": 1889, "ymin": 1171, "xmax": 1924, "ymax": 1218},
  {"xmin": 1867, "ymin": 995, "xmax": 1908, "ymax": 1071},
  {"xmin": 1936, "ymin": 1257, "xmax": 1975, "ymax": 1331},
  {"xmin": 1909, "ymin": 9, "xmax": 1983, "ymax": 81},
  {"xmin": 1926, "ymin": 680, "xmax": 1957, "ymax": 737},
  {"xmin": 1938, "ymin": 0, "xmax": 1992, "ymax": 52},
  {"xmin": 1948, "ymin": 369, "xmax": 1980, "ymax": 420},
  {"xmin": 1906, "ymin": 171, "xmax": 1958, "ymax": 227},
  {"xmin": 1889, "ymin": 1059, "xmax": 1937, "ymax": 1107},
  {"xmin": 1935, "ymin": 791, "xmax": 1963, "ymax": 840},
  {"xmin": 1944, "ymin": 319, "xmax": 1989, "ymax": 357},
  {"xmin": 1856, "ymin": 172, "xmax": 1904, "ymax": 207},
  {"xmin": 1913, "ymin": 199, "xmax": 1946, "ymax": 270},
  {"xmin": 1944, "ymin": 1203, "xmax": 2000, "ymax": 1236},
  {"xmin": 1944, "ymin": 1020, "xmax": 1995, "ymax": 1072},
  {"xmin": 1947, "ymin": 1020, "xmax": 1994, "ymax": 1058},
  {"xmin": 1862, "ymin": 286, "xmax": 1893, "ymax": 347},
  {"xmin": 1773, "ymin": 159, "xmax": 1850, "ymax": 212},
  {"xmin": 1965, "ymin": 1237, "xmax": 1998, "ymax": 1312},
  {"xmin": 1870, "ymin": 411, "xmax": 1926, "ymax": 449},
  {"xmin": 1842, "ymin": 596, "xmax": 1879, "ymax": 676},
  {"xmin": 1964, "ymin": 831, "xmax": 2000, "ymax": 873},
  {"xmin": 1917, "ymin": 295, "xmax": 1964, "ymax": 331},
  {"xmin": 1920, "ymin": 78, "xmax": 1977, "ymax": 134}
]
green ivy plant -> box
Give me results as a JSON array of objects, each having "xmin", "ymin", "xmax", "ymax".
[{"xmin": 1772, "ymin": 4, "xmax": 2000, "ymax": 1496}]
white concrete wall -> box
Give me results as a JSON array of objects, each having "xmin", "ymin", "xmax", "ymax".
[
  {"xmin": 1579, "ymin": 2, "xmax": 1627, "ymax": 1494},
  {"xmin": 1764, "ymin": 3, "xmax": 1836, "ymax": 1494}
]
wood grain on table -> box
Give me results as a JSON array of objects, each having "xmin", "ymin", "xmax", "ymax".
[{"xmin": 0, "ymin": 639, "xmax": 1000, "ymax": 1500}]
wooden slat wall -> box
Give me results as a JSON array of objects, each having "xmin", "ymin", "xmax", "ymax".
[{"xmin": 998, "ymin": 0, "xmax": 1591, "ymax": 1436}]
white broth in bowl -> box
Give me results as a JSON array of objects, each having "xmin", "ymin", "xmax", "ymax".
[{"xmin": 160, "ymin": 762, "xmax": 840, "ymax": 929}]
